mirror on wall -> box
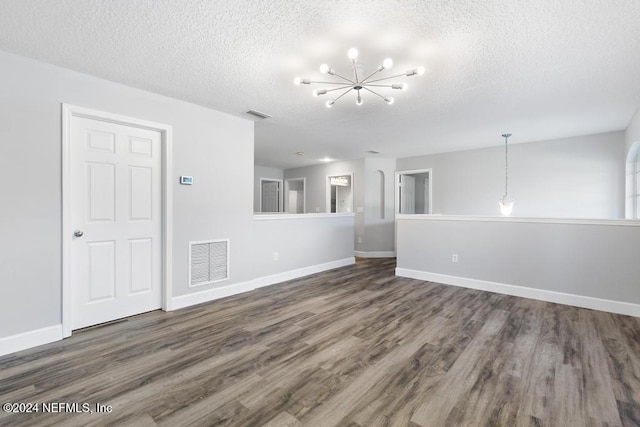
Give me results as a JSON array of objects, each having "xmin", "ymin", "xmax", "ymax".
[
  {"xmin": 396, "ymin": 169, "xmax": 432, "ymax": 214},
  {"xmin": 327, "ymin": 173, "xmax": 353, "ymax": 213}
]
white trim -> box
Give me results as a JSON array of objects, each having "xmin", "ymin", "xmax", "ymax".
[
  {"xmin": 252, "ymin": 257, "xmax": 355, "ymax": 289},
  {"xmin": 259, "ymin": 177, "xmax": 283, "ymax": 212},
  {"xmin": 0, "ymin": 325, "xmax": 63, "ymax": 357},
  {"xmin": 395, "ymin": 268, "xmax": 640, "ymax": 318},
  {"xmin": 61, "ymin": 104, "xmax": 173, "ymax": 336},
  {"xmin": 284, "ymin": 177, "xmax": 306, "ymax": 214},
  {"xmin": 171, "ymin": 280, "xmax": 256, "ymax": 310},
  {"xmin": 253, "ymin": 213, "xmax": 355, "ymax": 221},
  {"xmin": 171, "ymin": 257, "xmax": 355, "ymax": 310},
  {"xmin": 326, "ymin": 172, "xmax": 354, "ymax": 213},
  {"xmin": 355, "ymin": 251, "xmax": 396, "ymax": 258},
  {"xmin": 395, "ymin": 214, "xmax": 640, "ymax": 227}
]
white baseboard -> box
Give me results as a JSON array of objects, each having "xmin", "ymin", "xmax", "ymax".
[
  {"xmin": 0, "ymin": 325, "xmax": 63, "ymax": 357},
  {"xmin": 251, "ymin": 257, "xmax": 355, "ymax": 289},
  {"xmin": 172, "ymin": 257, "xmax": 356, "ymax": 310},
  {"xmin": 395, "ymin": 268, "xmax": 640, "ymax": 318},
  {"xmin": 170, "ymin": 280, "xmax": 256, "ymax": 310},
  {"xmin": 354, "ymin": 251, "xmax": 396, "ymax": 258}
]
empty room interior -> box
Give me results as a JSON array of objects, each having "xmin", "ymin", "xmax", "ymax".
[{"xmin": 2, "ymin": 1, "xmax": 640, "ymax": 426}]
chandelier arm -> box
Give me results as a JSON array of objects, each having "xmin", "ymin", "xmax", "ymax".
[
  {"xmin": 362, "ymin": 84, "xmax": 395, "ymax": 88},
  {"xmin": 360, "ymin": 67, "xmax": 382, "ymax": 83},
  {"xmin": 363, "ymin": 73, "xmax": 411, "ymax": 84},
  {"xmin": 361, "ymin": 86, "xmax": 387, "ymax": 100},
  {"xmin": 309, "ymin": 80, "xmax": 356, "ymax": 85},
  {"xmin": 351, "ymin": 59, "xmax": 360, "ymax": 84},
  {"xmin": 332, "ymin": 87, "xmax": 354, "ymax": 103},
  {"xmin": 329, "ymin": 72, "xmax": 356, "ymax": 85},
  {"xmin": 326, "ymin": 85, "xmax": 354, "ymax": 93}
]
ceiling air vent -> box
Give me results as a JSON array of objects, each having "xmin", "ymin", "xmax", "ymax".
[{"xmin": 244, "ymin": 109, "xmax": 272, "ymax": 120}]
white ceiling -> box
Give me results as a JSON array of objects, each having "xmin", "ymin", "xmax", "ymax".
[{"xmin": 1, "ymin": 1, "xmax": 639, "ymax": 169}]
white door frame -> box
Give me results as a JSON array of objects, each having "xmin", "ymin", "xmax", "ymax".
[
  {"xmin": 62, "ymin": 104, "xmax": 173, "ymax": 337},
  {"xmin": 395, "ymin": 168, "xmax": 433, "ymax": 215},
  {"xmin": 259, "ymin": 178, "xmax": 283, "ymax": 212},
  {"xmin": 284, "ymin": 177, "xmax": 306, "ymax": 213}
]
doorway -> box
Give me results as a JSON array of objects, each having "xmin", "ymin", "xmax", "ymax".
[
  {"xmin": 327, "ymin": 173, "xmax": 353, "ymax": 213},
  {"xmin": 260, "ymin": 178, "xmax": 283, "ymax": 212},
  {"xmin": 284, "ymin": 178, "xmax": 306, "ymax": 214},
  {"xmin": 62, "ymin": 105, "xmax": 173, "ymax": 337},
  {"xmin": 396, "ymin": 169, "xmax": 432, "ymax": 214}
]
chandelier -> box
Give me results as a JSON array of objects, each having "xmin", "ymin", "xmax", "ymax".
[
  {"xmin": 294, "ymin": 47, "xmax": 425, "ymax": 108},
  {"xmin": 499, "ymin": 133, "xmax": 515, "ymax": 216}
]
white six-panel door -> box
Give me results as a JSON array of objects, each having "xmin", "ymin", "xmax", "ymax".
[{"xmin": 70, "ymin": 116, "xmax": 162, "ymax": 330}]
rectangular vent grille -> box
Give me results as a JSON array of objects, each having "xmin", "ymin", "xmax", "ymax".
[
  {"xmin": 244, "ymin": 109, "xmax": 272, "ymax": 119},
  {"xmin": 189, "ymin": 239, "xmax": 229, "ymax": 287}
]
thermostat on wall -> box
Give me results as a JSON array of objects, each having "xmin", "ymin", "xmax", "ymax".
[{"xmin": 180, "ymin": 176, "xmax": 194, "ymax": 185}]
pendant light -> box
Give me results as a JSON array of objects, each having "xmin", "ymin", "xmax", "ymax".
[{"xmin": 499, "ymin": 133, "xmax": 515, "ymax": 216}]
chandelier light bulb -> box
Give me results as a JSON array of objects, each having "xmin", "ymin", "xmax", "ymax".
[
  {"xmin": 319, "ymin": 64, "xmax": 330, "ymax": 74},
  {"xmin": 293, "ymin": 76, "xmax": 301, "ymax": 85},
  {"xmin": 382, "ymin": 58, "xmax": 393, "ymax": 69},
  {"xmin": 356, "ymin": 93, "xmax": 363, "ymax": 106},
  {"xmin": 326, "ymin": 100, "xmax": 335, "ymax": 108},
  {"xmin": 385, "ymin": 97, "xmax": 395, "ymax": 105},
  {"xmin": 312, "ymin": 89, "xmax": 327, "ymax": 97},
  {"xmin": 417, "ymin": 66, "xmax": 426, "ymax": 75},
  {"xmin": 347, "ymin": 48, "xmax": 359, "ymax": 60}
]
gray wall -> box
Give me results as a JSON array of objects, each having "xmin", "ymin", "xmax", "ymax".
[
  {"xmin": 0, "ymin": 51, "xmax": 255, "ymax": 337},
  {"xmin": 282, "ymin": 158, "xmax": 397, "ymax": 255},
  {"xmin": 284, "ymin": 160, "xmax": 365, "ymax": 250},
  {"xmin": 397, "ymin": 132, "xmax": 625, "ymax": 218},
  {"xmin": 252, "ymin": 215, "xmax": 355, "ymax": 278},
  {"xmin": 362, "ymin": 158, "xmax": 397, "ymax": 253},
  {"xmin": 1, "ymin": 51, "xmax": 359, "ymax": 348},
  {"xmin": 397, "ymin": 217, "xmax": 640, "ymax": 306}
]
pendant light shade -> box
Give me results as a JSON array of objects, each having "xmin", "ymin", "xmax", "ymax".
[{"xmin": 499, "ymin": 199, "xmax": 515, "ymax": 216}]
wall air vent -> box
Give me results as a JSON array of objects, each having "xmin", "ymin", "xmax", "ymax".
[
  {"xmin": 244, "ymin": 109, "xmax": 272, "ymax": 120},
  {"xmin": 189, "ymin": 239, "xmax": 229, "ymax": 287}
]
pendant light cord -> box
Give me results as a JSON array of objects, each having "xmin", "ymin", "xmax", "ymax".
[{"xmin": 502, "ymin": 133, "xmax": 511, "ymax": 200}]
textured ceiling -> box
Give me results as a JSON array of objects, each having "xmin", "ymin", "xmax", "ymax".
[{"xmin": 1, "ymin": 0, "xmax": 639, "ymax": 168}]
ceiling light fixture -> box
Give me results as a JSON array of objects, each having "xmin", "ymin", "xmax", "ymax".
[
  {"xmin": 499, "ymin": 133, "xmax": 515, "ymax": 216},
  {"xmin": 294, "ymin": 47, "xmax": 425, "ymax": 108}
]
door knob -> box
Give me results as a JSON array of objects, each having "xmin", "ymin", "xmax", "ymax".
[{"xmin": 74, "ymin": 230, "xmax": 84, "ymax": 237}]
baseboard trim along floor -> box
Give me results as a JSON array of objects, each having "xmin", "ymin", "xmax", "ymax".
[{"xmin": 395, "ymin": 267, "xmax": 640, "ymax": 317}]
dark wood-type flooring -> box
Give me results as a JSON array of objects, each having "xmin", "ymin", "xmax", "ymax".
[{"xmin": 2, "ymin": 258, "xmax": 640, "ymax": 426}]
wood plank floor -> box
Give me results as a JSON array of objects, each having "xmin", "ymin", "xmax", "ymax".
[{"xmin": 2, "ymin": 258, "xmax": 640, "ymax": 426}]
